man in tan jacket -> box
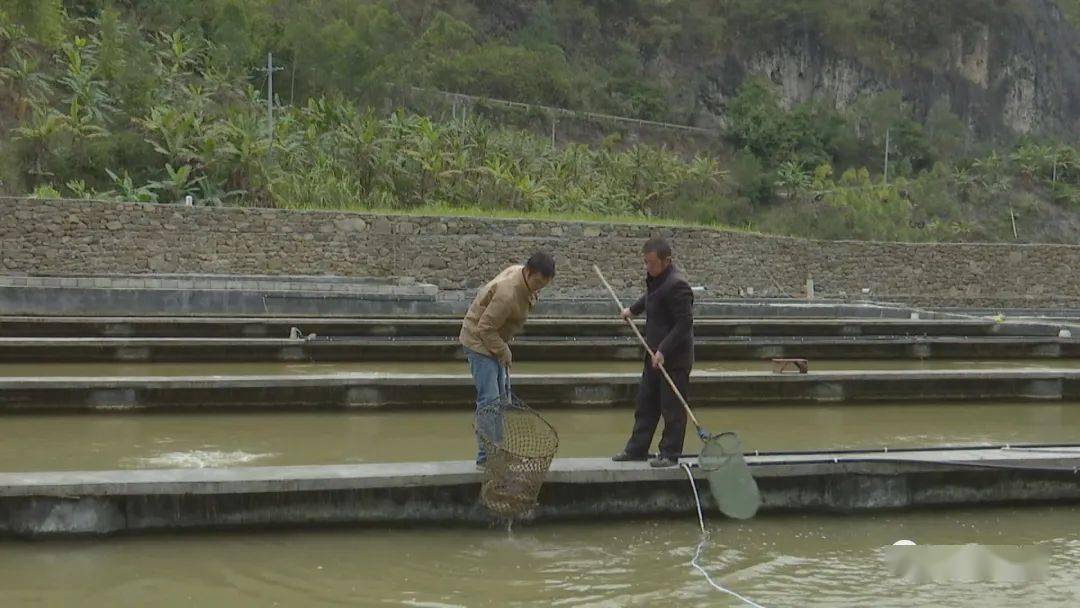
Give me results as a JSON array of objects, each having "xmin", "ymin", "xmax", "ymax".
[{"xmin": 460, "ymin": 252, "xmax": 555, "ymax": 466}]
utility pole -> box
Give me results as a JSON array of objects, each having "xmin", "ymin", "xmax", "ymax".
[
  {"xmin": 258, "ymin": 52, "xmax": 285, "ymax": 163},
  {"xmin": 883, "ymin": 127, "xmax": 891, "ymax": 183}
]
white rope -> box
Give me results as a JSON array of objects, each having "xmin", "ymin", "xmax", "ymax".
[
  {"xmin": 681, "ymin": 462, "xmax": 706, "ymax": 533},
  {"xmin": 680, "ymin": 463, "xmax": 768, "ymax": 608}
]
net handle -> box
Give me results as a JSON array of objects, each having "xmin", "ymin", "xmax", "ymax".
[{"xmin": 593, "ymin": 264, "xmax": 704, "ymax": 432}]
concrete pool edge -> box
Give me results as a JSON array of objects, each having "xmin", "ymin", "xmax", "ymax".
[
  {"xmin": 1, "ymin": 369, "xmax": 1078, "ymax": 411},
  {"xmin": 3, "ymin": 449, "xmax": 1080, "ymax": 538},
  {"xmin": 0, "ymin": 335, "xmax": 1076, "ymax": 363},
  {"xmin": 1, "ymin": 315, "xmax": 1072, "ymax": 339}
]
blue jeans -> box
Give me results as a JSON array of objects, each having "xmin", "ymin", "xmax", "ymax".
[{"xmin": 466, "ymin": 348, "xmax": 509, "ymax": 463}]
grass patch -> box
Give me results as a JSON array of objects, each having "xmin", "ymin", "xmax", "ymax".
[{"xmin": 271, "ymin": 199, "xmax": 753, "ymax": 233}]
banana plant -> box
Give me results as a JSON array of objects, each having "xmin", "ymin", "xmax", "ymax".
[
  {"xmin": 104, "ymin": 168, "xmax": 158, "ymax": 202},
  {"xmin": 57, "ymin": 36, "xmax": 115, "ymax": 136},
  {"xmin": 507, "ymin": 173, "xmax": 551, "ymax": 211},
  {"xmin": 775, "ymin": 160, "xmax": 811, "ymax": 200},
  {"xmin": 0, "ymin": 10, "xmax": 17, "ymax": 45},
  {"xmin": 1, "ymin": 49, "xmax": 54, "ymax": 119},
  {"xmin": 1010, "ymin": 144, "xmax": 1051, "ymax": 187},
  {"xmin": 194, "ymin": 175, "xmax": 245, "ymax": 207},
  {"xmin": 154, "ymin": 31, "xmax": 203, "ymax": 77},
  {"xmin": 146, "ymin": 163, "xmax": 199, "ymax": 203},
  {"xmin": 971, "ymin": 151, "xmax": 1012, "ymax": 193},
  {"xmin": 13, "ymin": 100, "xmax": 70, "ymax": 176},
  {"xmin": 952, "ymin": 166, "xmax": 978, "ymax": 198}
]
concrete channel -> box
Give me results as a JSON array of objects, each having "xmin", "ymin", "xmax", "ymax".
[
  {"xmin": 3, "ymin": 446, "xmax": 1080, "ymax": 538},
  {"xmin": 1, "ymin": 297, "xmax": 1076, "ymax": 543},
  {"xmin": 3, "ymin": 400, "xmax": 1077, "ymax": 472},
  {"xmin": 1, "ymin": 369, "xmax": 1078, "ymax": 411}
]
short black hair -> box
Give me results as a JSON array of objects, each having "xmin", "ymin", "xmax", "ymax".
[
  {"xmin": 642, "ymin": 237, "xmax": 672, "ymax": 260},
  {"xmin": 524, "ymin": 251, "xmax": 556, "ymax": 278}
]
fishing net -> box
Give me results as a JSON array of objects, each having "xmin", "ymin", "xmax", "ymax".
[
  {"xmin": 698, "ymin": 431, "xmax": 761, "ymax": 520},
  {"xmin": 475, "ymin": 394, "xmax": 559, "ymax": 517}
]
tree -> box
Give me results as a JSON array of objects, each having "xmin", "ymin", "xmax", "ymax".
[
  {"xmin": 925, "ymin": 97, "xmax": 967, "ymax": 161},
  {"xmin": 850, "ymin": 90, "xmax": 928, "ymax": 176},
  {"xmin": 724, "ymin": 77, "xmax": 789, "ymax": 161}
]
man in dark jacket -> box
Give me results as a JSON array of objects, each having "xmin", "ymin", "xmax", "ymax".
[{"xmin": 612, "ymin": 237, "xmax": 694, "ymax": 468}]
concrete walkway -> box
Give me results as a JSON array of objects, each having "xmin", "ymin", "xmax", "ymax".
[
  {"xmin": 1, "ymin": 315, "xmax": 1069, "ymax": 338},
  {"xmin": 0, "ymin": 369, "xmax": 1077, "ymax": 411},
  {"xmin": 0, "ymin": 335, "xmax": 1075, "ymax": 363},
  {"xmin": 3, "ymin": 446, "xmax": 1079, "ymax": 537}
]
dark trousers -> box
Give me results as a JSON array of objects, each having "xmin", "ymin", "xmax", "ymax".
[{"xmin": 624, "ymin": 364, "xmax": 690, "ymax": 458}]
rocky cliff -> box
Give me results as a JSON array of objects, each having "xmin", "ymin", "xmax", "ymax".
[{"xmin": 693, "ymin": 0, "xmax": 1079, "ymax": 138}]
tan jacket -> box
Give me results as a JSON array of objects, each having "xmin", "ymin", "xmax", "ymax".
[{"xmin": 459, "ymin": 265, "xmax": 537, "ymax": 366}]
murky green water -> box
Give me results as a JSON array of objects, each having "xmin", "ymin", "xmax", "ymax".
[
  {"xmin": 3, "ymin": 357, "xmax": 1078, "ymax": 607},
  {"xmin": 2, "ymin": 401, "xmax": 1077, "ymax": 472},
  {"xmin": 2, "ymin": 506, "xmax": 1078, "ymax": 607},
  {"xmin": 0, "ymin": 358, "xmax": 1077, "ymax": 377}
]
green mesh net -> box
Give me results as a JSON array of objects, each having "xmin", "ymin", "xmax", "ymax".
[{"xmin": 698, "ymin": 431, "xmax": 761, "ymax": 520}]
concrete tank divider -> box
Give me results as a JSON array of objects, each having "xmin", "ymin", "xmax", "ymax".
[
  {"xmin": 1, "ymin": 335, "xmax": 1076, "ymax": 363},
  {"xmin": 3, "ymin": 449, "xmax": 1080, "ymax": 538},
  {"xmin": 1, "ymin": 316, "xmax": 1071, "ymax": 339},
  {"xmin": 0, "ymin": 370, "xmax": 1078, "ymax": 411}
]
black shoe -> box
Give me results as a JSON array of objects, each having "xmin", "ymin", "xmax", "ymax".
[
  {"xmin": 612, "ymin": 451, "xmax": 648, "ymax": 462},
  {"xmin": 649, "ymin": 455, "xmax": 679, "ymax": 468}
]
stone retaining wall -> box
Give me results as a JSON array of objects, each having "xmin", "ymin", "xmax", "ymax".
[
  {"xmin": 1, "ymin": 198, "xmax": 1077, "ymax": 307},
  {"xmin": 0, "ymin": 272, "xmax": 436, "ymax": 297}
]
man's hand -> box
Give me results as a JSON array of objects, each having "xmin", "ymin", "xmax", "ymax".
[
  {"xmin": 651, "ymin": 350, "xmax": 665, "ymax": 369},
  {"xmin": 500, "ymin": 350, "xmax": 513, "ymax": 370},
  {"xmin": 620, "ymin": 307, "xmax": 633, "ymax": 320}
]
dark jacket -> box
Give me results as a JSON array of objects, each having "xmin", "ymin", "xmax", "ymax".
[{"xmin": 629, "ymin": 264, "xmax": 694, "ymax": 370}]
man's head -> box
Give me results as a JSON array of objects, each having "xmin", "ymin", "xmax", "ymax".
[
  {"xmin": 523, "ymin": 251, "xmax": 555, "ymax": 293},
  {"xmin": 642, "ymin": 237, "xmax": 673, "ymax": 278}
]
